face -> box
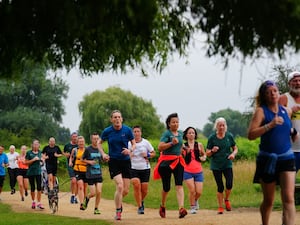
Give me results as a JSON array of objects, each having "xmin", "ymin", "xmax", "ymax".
[
  {"xmin": 71, "ymin": 133, "xmax": 78, "ymax": 144},
  {"xmin": 111, "ymin": 112, "xmax": 123, "ymax": 128},
  {"xmin": 9, "ymin": 146, "xmax": 15, "ymax": 153},
  {"xmin": 133, "ymin": 127, "xmax": 142, "ymax": 140},
  {"xmin": 216, "ymin": 121, "xmax": 226, "ymax": 134},
  {"xmin": 289, "ymin": 76, "xmax": 300, "ymax": 95},
  {"xmin": 169, "ymin": 117, "xmax": 179, "ymax": 131},
  {"xmin": 49, "ymin": 137, "xmax": 55, "ymax": 146},
  {"xmin": 265, "ymin": 85, "xmax": 279, "ymax": 104},
  {"xmin": 32, "ymin": 140, "xmax": 40, "ymax": 150},
  {"xmin": 20, "ymin": 146, "xmax": 27, "ymax": 154},
  {"xmin": 186, "ymin": 128, "xmax": 196, "ymax": 140},
  {"xmin": 91, "ymin": 134, "xmax": 99, "ymax": 146},
  {"xmin": 78, "ymin": 137, "xmax": 85, "ymax": 148},
  {"xmin": 0, "ymin": 146, "xmax": 4, "ymax": 154}
]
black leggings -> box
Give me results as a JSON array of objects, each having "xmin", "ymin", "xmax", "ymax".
[
  {"xmin": 7, "ymin": 168, "xmax": 18, "ymax": 189},
  {"xmin": 28, "ymin": 175, "xmax": 42, "ymax": 192},
  {"xmin": 212, "ymin": 168, "xmax": 233, "ymax": 193},
  {"xmin": 158, "ymin": 163, "xmax": 184, "ymax": 192}
]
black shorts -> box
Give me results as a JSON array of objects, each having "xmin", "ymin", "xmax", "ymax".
[
  {"xmin": 253, "ymin": 158, "xmax": 296, "ymax": 184},
  {"xmin": 74, "ymin": 171, "xmax": 87, "ymax": 183},
  {"xmin": 87, "ymin": 177, "xmax": 103, "ymax": 185},
  {"xmin": 108, "ymin": 158, "xmax": 131, "ymax": 179},
  {"xmin": 46, "ymin": 165, "xmax": 58, "ymax": 176},
  {"xmin": 0, "ymin": 175, "xmax": 5, "ymax": 187},
  {"xmin": 17, "ymin": 168, "xmax": 28, "ymax": 178},
  {"xmin": 130, "ymin": 169, "xmax": 150, "ymax": 183}
]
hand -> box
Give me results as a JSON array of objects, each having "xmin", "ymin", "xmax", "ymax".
[
  {"xmin": 34, "ymin": 156, "xmax": 40, "ymax": 161},
  {"xmin": 102, "ymin": 153, "xmax": 110, "ymax": 162},
  {"xmin": 121, "ymin": 148, "xmax": 131, "ymax": 155},
  {"xmin": 227, "ymin": 153, "xmax": 236, "ymax": 160},
  {"xmin": 292, "ymin": 105, "xmax": 300, "ymax": 113},
  {"xmin": 211, "ymin": 146, "xmax": 219, "ymax": 153},
  {"xmin": 171, "ymin": 137, "xmax": 179, "ymax": 145}
]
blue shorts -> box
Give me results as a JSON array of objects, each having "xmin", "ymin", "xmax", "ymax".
[{"xmin": 183, "ymin": 171, "xmax": 204, "ymax": 182}]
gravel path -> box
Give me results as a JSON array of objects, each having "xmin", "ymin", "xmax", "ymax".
[{"xmin": 1, "ymin": 191, "xmax": 299, "ymax": 225}]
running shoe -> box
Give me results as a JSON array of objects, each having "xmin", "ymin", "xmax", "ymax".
[
  {"xmin": 21, "ymin": 196, "xmax": 24, "ymax": 201},
  {"xmin": 25, "ymin": 190, "xmax": 28, "ymax": 196},
  {"xmin": 94, "ymin": 209, "xmax": 101, "ymax": 215},
  {"xmin": 74, "ymin": 197, "xmax": 78, "ymax": 204},
  {"xmin": 83, "ymin": 197, "xmax": 89, "ymax": 209},
  {"xmin": 179, "ymin": 207, "xmax": 187, "ymax": 218},
  {"xmin": 218, "ymin": 207, "xmax": 224, "ymax": 214},
  {"xmin": 31, "ymin": 202, "xmax": 36, "ymax": 209},
  {"xmin": 190, "ymin": 205, "xmax": 197, "ymax": 214},
  {"xmin": 80, "ymin": 203, "xmax": 85, "ymax": 210},
  {"xmin": 115, "ymin": 210, "xmax": 122, "ymax": 220},
  {"xmin": 37, "ymin": 203, "xmax": 45, "ymax": 210},
  {"xmin": 159, "ymin": 205, "xmax": 166, "ymax": 218},
  {"xmin": 70, "ymin": 195, "xmax": 75, "ymax": 204},
  {"xmin": 137, "ymin": 206, "xmax": 144, "ymax": 214},
  {"xmin": 225, "ymin": 199, "xmax": 231, "ymax": 211}
]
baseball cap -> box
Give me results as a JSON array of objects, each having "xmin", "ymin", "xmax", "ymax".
[{"xmin": 288, "ymin": 71, "xmax": 300, "ymax": 82}]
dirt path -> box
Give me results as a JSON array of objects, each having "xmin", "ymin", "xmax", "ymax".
[{"xmin": 1, "ymin": 191, "xmax": 299, "ymax": 225}]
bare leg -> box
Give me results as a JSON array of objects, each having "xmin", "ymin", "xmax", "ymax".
[
  {"xmin": 280, "ymin": 171, "xmax": 296, "ymax": 225},
  {"xmin": 260, "ymin": 181, "xmax": 276, "ymax": 225}
]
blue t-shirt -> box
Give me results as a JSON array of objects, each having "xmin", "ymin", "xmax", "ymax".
[
  {"xmin": 0, "ymin": 153, "xmax": 8, "ymax": 176},
  {"xmin": 101, "ymin": 124, "xmax": 134, "ymax": 160},
  {"xmin": 260, "ymin": 105, "xmax": 293, "ymax": 158}
]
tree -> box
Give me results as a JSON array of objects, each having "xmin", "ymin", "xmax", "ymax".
[
  {"xmin": 78, "ymin": 86, "xmax": 164, "ymax": 141},
  {"xmin": 202, "ymin": 108, "xmax": 248, "ymax": 138},
  {"xmin": 0, "ymin": 60, "xmax": 69, "ymax": 142},
  {"xmin": 1, "ymin": 1, "xmax": 300, "ymax": 77}
]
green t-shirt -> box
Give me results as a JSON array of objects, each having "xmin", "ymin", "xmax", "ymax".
[
  {"xmin": 26, "ymin": 150, "xmax": 42, "ymax": 176},
  {"xmin": 159, "ymin": 129, "xmax": 183, "ymax": 167},
  {"xmin": 206, "ymin": 132, "xmax": 236, "ymax": 170}
]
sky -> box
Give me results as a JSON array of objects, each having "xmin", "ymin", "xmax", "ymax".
[{"xmin": 60, "ymin": 35, "xmax": 295, "ymax": 133}]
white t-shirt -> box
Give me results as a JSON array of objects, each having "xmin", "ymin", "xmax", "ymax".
[
  {"xmin": 286, "ymin": 92, "xmax": 300, "ymax": 152},
  {"xmin": 7, "ymin": 152, "xmax": 19, "ymax": 169},
  {"xmin": 129, "ymin": 138, "xmax": 154, "ymax": 170}
]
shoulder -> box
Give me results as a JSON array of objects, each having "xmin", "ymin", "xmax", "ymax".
[{"xmin": 279, "ymin": 92, "xmax": 288, "ymax": 106}]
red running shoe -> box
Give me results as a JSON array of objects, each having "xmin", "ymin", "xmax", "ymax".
[
  {"xmin": 218, "ymin": 207, "xmax": 224, "ymax": 214},
  {"xmin": 179, "ymin": 208, "xmax": 187, "ymax": 218},
  {"xmin": 225, "ymin": 199, "xmax": 231, "ymax": 211},
  {"xmin": 159, "ymin": 205, "xmax": 166, "ymax": 218},
  {"xmin": 115, "ymin": 211, "xmax": 122, "ymax": 220}
]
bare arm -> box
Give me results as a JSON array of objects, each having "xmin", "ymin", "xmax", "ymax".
[{"xmin": 97, "ymin": 139, "xmax": 109, "ymax": 161}]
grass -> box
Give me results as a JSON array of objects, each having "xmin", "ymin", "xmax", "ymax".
[
  {"xmin": 1, "ymin": 160, "xmax": 299, "ymax": 224},
  {"xmin": 0, "ymin": 203, "xmax": 111, "ymax": 225}
]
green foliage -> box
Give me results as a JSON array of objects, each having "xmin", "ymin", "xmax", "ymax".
[
  {"xmin": 202, "ymin": 108, "xmax": 249, "ymax": 138},
  {"xmin": 0, "ymin": 129, "xmax": 33, "ymax": 149},
  {"xmin": 0, "ymin": 0, "xmax": 192, "ymax": 77},
  {"xmin": 78, "ymin": 86, "xmax": 164, "ymax": 141},
  {"xmin": 2, "ymin": 1, "xmax": 300, "ymax": 77},
  {"xmin": 0, "ymin": 60, "xmax": 68, "ymax": 142}
]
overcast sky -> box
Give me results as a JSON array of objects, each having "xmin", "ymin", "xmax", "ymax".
[{"xmin": 60, "ymin": 36, "xmax": 297, "ymax": 133}]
